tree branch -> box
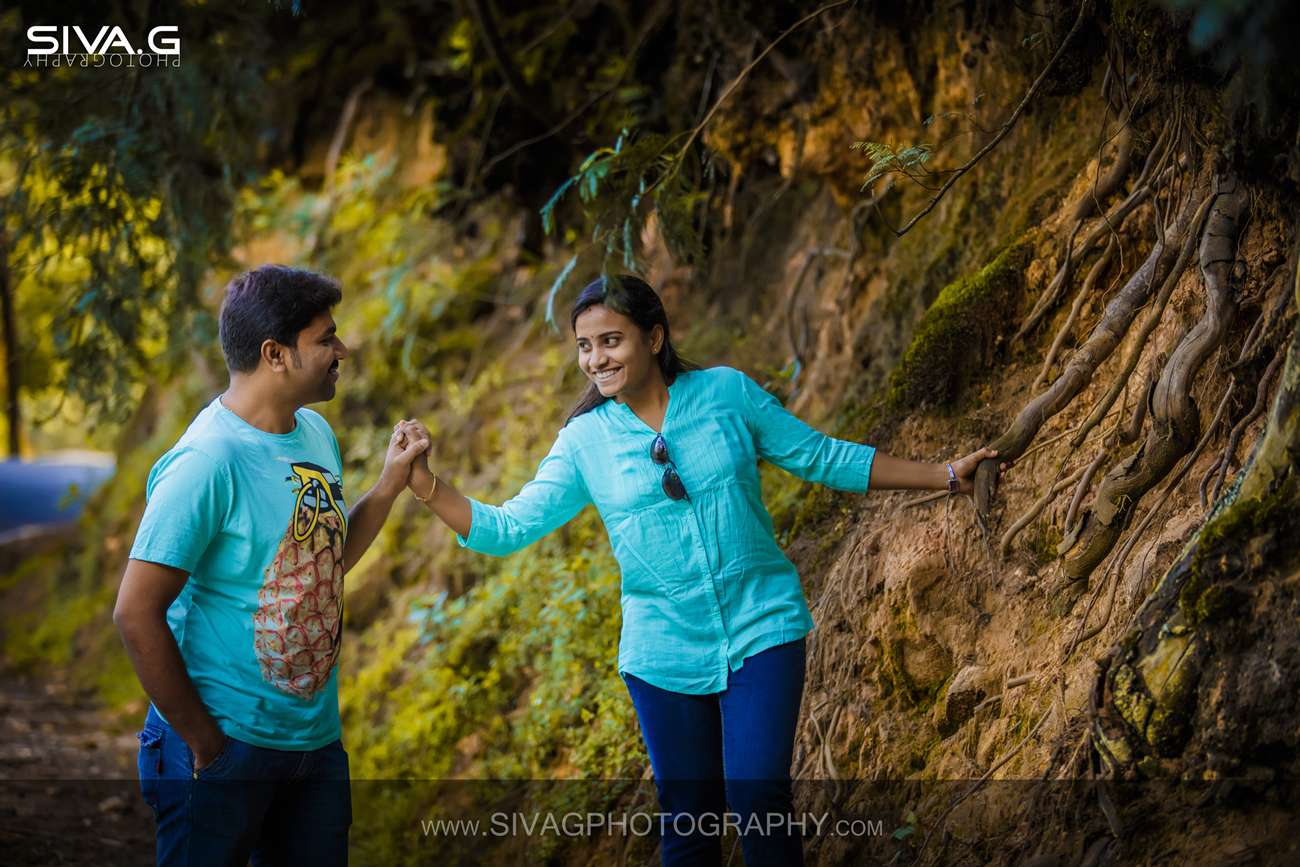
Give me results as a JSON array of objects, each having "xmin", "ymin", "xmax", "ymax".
[{"xmin": 885, "ymin": 0, "xmax": 1095, "ymax": 239}]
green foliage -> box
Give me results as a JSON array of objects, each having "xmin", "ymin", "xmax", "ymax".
[
  {"xmin": 538, "ymin": 129, "xmax": 710, "ymax": 320},
  {"xmin": 850, "ymin": 141, "xmax": 935, "ymax": 191},
  {"xmin": 0, "ymin": 4, "xmax": 274, "ymax": 431}
]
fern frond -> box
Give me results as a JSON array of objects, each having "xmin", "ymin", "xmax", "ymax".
[{"xmin": 851, "ymin": 140, "xmax": 934, "ymax": 191}]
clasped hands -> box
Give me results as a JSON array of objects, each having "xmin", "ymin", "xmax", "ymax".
[{"xmin": 378, "ymin": 418, "xmax": 437, "ymax": 502}]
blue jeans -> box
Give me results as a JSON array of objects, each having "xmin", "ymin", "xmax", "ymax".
[
  {"xmin": 622, "ymin": 637, "xmax": 807, "ymax": 867},
  {"xmin": 136, "ymin": 704, "xmax": 351, "ymax": 866}
]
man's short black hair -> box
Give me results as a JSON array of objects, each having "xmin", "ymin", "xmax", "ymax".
[{"xmin": 218, "ymin": 265, "xmax": 343, "ymax": 372}]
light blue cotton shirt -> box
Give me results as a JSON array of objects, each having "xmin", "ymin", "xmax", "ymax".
[
  {"xmin": 458, "ymin": 366, "xmax": 876, "ymax": 694},
  {"xmin": 129, "ymin": 398, "xmax": 348, "ymax": 750}
]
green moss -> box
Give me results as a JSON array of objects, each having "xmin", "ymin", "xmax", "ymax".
[
  {"xmin": 881, "ymin": 637, "xmax": 915, "ymax": 702},
  {"xmin": 1146, "ymin": 688, "xmax": 1194, "ymax": 758},
  {"xmin": 1193, "ymin": 583, "xmax": 1235, "ymax": 623},
  {"xmin": 1138, "ymin": 631, "xmax": 1201, "ymax": 757},
  {"xmin": 1109, "ymin": 628, "xmax": 1204, "ymax": 762},
  {"xmin": 1119, "ymin": 627, "xmax": 1142, "ymax": 653},
  {"xmin": 886, "ymin": 240, "xmax": 1032, "ymax": 412},
  {"xmin": 1135, "ymin": 755, "xmax": 1163, "ymax": 779},
  {"xmin": 1110, "ymin": 663, "xmax": 1153, "ymax": 737},
  {"xmin": 1182, "ymin": 475, "xmax": 1295, "ymax": 624}
]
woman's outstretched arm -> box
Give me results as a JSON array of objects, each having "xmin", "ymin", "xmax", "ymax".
[
  {"xmin": 735, "ymin": 369, "xmax": 1007, "ymax": 494},
  {"xmin": 395, "ymin": 419, "xmax": 590, "ymax": 555},
  {"xmin": 409, "ymin": 456, "xmax": 473, "ymax": 537},
  {"xmin": 867, "ymin": 446, "xmax": 1003, "ymax": 494}
]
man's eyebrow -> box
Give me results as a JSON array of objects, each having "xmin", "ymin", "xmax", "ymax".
[{"xmin": 321, "ymin": 324, "xmax": 337, "ymax": 337}]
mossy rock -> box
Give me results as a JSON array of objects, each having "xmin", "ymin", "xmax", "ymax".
[
  {"xmin": 1110, "ymin": 662, "xmax": 1155, "ymax": 738},
  {"xmin": 886, "ymin": 240, "xmax": 1033, "ymax": 412},
  {"xmin": 1182, "ymin": 475, "xmax": 1295, "ymax": 625}
]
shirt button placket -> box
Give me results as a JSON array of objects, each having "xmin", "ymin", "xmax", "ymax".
[{"xmin": 684, "ymin": 499, "xmax": 730, "ymax": 682}]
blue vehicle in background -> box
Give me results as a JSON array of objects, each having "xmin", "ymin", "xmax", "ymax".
[{"xmin": 0, "ymin": 452, "xmax": 115, "ymax": 545}]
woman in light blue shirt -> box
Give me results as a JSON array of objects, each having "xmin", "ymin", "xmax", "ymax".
[{"xmin": 400, "ymin": 275, "xmax": 998, "ymax": 866}]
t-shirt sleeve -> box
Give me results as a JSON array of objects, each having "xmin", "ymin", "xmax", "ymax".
[
  {"xmin": 128, "ymin": 446, "xmax": 233, "ymax": 573},
  {"xmin": 456, "ymin": 429, "xmax": 591, "ymax": 556},
  {"xmin": 733, "ymin": 368, "xmax": 876, "ymax": 492}
]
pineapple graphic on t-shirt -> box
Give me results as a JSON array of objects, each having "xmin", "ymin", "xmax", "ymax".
[{"xmin": 253, "ymin": 461, "xmax": 347, "ymax": 700}]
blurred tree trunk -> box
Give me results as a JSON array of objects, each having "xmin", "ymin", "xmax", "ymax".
[{"xmin": 0, "ymin": 227, "xmax": 18, "ymax": 457}]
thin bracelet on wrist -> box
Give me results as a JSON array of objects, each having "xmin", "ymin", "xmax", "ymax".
[
  {"xmin": 944, "ymin": 462, "xmax": 959, "ymax": 494},
  {"xmin": 413, "ymin": 474, "xmax": 438, "ymax": 504}
]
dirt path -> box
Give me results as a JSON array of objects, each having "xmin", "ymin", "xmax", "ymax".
[{"xmin": 0, "ymin": 671, "xmax": 154, "ymax": 865}]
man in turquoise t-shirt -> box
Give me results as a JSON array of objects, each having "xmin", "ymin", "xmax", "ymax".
[{"xmin": 114, "ymin": 265, "xmax": 429, "ymax": 866}]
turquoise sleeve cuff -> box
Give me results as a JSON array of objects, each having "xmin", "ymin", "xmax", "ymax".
[
  {"xmin": 455, "ymin": 498, "xmax": 487, "ymax": 549},
  {"xmin": 861, "ymin": 444, "xmax": 876, "ymax": 492}
]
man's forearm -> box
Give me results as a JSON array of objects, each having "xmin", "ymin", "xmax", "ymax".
[
  {"xmin": 343, "ymin": 484, "xmax": 400, "ymax": 572},
  {"xmin": 115, "ymin": 613, "xmax": 221, "ymax": 749}
]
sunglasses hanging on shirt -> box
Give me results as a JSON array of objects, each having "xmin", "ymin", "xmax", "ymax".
[{"xmin": 650, "ymin": 433, "xmax": 689, "ymax": 501}]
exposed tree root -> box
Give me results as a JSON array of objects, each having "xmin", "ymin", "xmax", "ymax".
[
  {"xmin": 1035, "ymin": 237, "xmax": 1118, "ymax": 389},
  {"xmin": 1118, "ymin": 364, "xmax": 1158, "ymax": 449},
  {"xmin": 1015, "ymin": 119, "xmax": 1178, "ymax": 342},
  {"xmin": 1063, "ymin": 448, "xmax": 1109, "ymax": 537},
  {"xmin": 1067, "ymin": 189, "xmax": 1218, "ymax": 449},
  {"xmin": 1060, "ymin": 369, "xmax": 1156, "ymax": 548},
  {"xmin": 1201, "ymin": 269, "xmax": 1297, "ymax": 506},
  {"xmin": 973, "ymin": 186, "xmax": 1201, "ymax": 532},
  {"xmin": 999, "ymin": 464, "xmax": 1087, "ymax": 555},
  {"xmin": 1071, "ymin": 123, "xmax": 1136, "ymax": 224},
  {"xmin": 1066, "ymin": 381, "xmax": 1236, "ymax": 656},
  {"xmin": 1091, "ymin": 254, "xmax": 1300, "ymax": 775},
  {"xmin": 1062, "ymin": 176, "xmax": 1248, "ymax": 582}
]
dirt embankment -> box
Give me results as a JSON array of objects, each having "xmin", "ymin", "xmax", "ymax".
[{"xmin": 737, "ymin": 4, "xmax": 1300, "ymax": 864}]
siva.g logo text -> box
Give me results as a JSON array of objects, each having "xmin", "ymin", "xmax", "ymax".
[{"xmin": 25, "ymin": 25, "xmax": 181, "ymax": 68}]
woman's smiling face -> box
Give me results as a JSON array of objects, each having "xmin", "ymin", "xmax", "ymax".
[{"xmin": 574, "ymin": 303, "xmax": 664, "ymax": 400}]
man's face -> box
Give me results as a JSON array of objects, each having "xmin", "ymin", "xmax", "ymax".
[{"xmin": 287, "ymin": 310, "xmax": 348, "ymax": 404}]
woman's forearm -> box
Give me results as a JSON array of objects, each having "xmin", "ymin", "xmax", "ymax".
[
  {"xmin": 410, "ymin": 465, "xmax": 473, "ymax": 538},
  {"xmin": 867, "ymin": 451, "xmax": 949, "ymax": 491}
]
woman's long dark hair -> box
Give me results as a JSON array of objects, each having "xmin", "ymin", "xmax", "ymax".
[{"xmin": 565, "ymin": 274, "xmax": 697, "ymax": 424}]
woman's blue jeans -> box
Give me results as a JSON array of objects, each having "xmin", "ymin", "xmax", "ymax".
[
  {"xmin": 136, "ymin": 704, "xmax": 351, "ymax": 866},
  {"xmin": 622, "ymin": 637, "xmax": 806, "ymax": 867}
]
